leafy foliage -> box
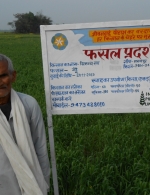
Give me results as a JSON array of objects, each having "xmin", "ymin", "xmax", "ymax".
[{"xmin": 8, "ymin": 11, "xmax": 52, "ymax": 33}]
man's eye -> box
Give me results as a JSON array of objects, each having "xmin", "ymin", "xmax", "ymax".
[{"xmin": 0, "ymin": 74, "xmax": 8, "ymax": 78}]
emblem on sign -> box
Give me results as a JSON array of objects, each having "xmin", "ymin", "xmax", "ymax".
[{"xmin": 51, "ymin": 33, "xmax": 68, "ymax": 50}]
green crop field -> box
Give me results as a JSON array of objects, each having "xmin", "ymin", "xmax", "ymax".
[{"xmin": 0, "ymin": 32, "xmax": 150, "ymax": 195}]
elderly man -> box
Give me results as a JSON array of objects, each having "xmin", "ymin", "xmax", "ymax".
[{"xmin": 0, "ymin": 54, "xmax": 50, "ymax": 195}]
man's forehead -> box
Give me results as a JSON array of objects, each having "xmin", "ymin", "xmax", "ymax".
[
  {"xmin": 0, "ymin": 60, "xmax": 9, "ymax": 71},
  {"xmin": 0, "ymin": 59, "xmax": 8, "ymax": 64}
]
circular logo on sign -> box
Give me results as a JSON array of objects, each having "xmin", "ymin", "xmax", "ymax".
[{"xmin": 51, "ymin": 33, "xmax": 68, "ymax": 50}]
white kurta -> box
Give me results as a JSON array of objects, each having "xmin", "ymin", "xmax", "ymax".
[{"xmin": 0, "ymin": 92, "xmax": 50, "ymax": 195}]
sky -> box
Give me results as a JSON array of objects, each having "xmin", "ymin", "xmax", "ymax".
[{"xmin": 1, "ymin": 0, "xmax": 150, "ymax": 30}]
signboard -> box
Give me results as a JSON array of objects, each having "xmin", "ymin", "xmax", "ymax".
[
  {"xmin": 41, "ymin": 20, "xmax": 150, "ymax": 115},
  {"xmin": 40, "ymin": 20, "xmax": 150, "ymax": 195}
]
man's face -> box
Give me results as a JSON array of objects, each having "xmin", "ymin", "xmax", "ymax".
[{"xmin": 0, "ymin": 60, "xmax": 16, "ymax": 100}]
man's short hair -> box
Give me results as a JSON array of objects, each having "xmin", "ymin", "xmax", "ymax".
[{"xmin": 0, "ymin": 54, "xmax": 14, "ymax": 73}]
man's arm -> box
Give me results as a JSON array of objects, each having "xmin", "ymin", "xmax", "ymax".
[{"xmin": 30, "ymin": 99, "xmax": 50, "ymax": 188}]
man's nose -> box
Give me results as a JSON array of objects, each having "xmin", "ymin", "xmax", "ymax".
[{"xmin": 0, "ymin": 78, "xmax": 4, "ymax": 85}]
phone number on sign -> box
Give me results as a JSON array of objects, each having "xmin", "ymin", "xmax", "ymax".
[{"xmin": 53, "ymin": 102, "xmax": 105, "ymax": 108}]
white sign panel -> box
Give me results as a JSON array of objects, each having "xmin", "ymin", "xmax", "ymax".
[{"xmin": 40, "ymin": 20, "xmax": 150, "ymax": 115}]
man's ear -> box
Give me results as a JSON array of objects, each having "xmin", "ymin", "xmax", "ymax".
[{"xmin": 11, "ymin": 71, "xmax": 17, "ymax": 83}]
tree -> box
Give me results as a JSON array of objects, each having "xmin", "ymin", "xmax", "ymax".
[
  {"xmin": 8, "ymin": 11, "xmax": 52, "ymax": 33},
  {"xmin": 139, "ymin": 91, "xmax": 145, "ymax": 106}
]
